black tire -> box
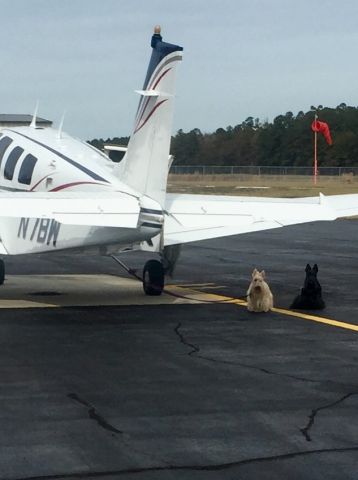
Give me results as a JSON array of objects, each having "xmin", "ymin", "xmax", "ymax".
[
  {"xmin": 0, "ymin": 259, "xmax": 5, "ymax": 285},
  {"xmin": 143, "ymin": 259, "xmax": 164, "ymax": 296}
]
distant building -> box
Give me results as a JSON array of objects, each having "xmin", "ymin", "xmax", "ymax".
[{"xmin": 0, "ymin": 114, "xmax": 52, "ymax": 128}]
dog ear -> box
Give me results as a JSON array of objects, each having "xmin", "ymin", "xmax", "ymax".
[
  {"xmin": 260, "ymin": 270, "xmax": 266, "ymax": 278},
  {"xmin": 305, "ymin": 264, "xmax": 311, "ymax": 273},
  {"xmin": 252, "ymin": 268, "xmax": 258, "ymax": 277},
  {"xmin": 313, "ymin": 264, "xmax": 318, "ymax": 274}
]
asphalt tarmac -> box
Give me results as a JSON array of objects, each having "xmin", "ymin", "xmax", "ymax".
[{"xmin": 0, "ymin": 219, "xmax": 357, "ymax": 480}]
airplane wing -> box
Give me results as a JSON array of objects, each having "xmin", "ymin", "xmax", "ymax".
[
  {"xmin": 163, "ymin": 193, "xmax": 358, "ymax": 246},
  {"xmin": 0, "ymin": 191, "xmax": 140, "ymax": 228}
]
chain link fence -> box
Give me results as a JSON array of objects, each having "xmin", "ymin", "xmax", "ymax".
[{"xmin": 170, "ymin": 165, "xmax": 358, "ymax": 176}]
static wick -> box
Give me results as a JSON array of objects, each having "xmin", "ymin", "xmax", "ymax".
[{"xmin": 154, "ymin": 25, "xmax": 161, "ymax": 34}]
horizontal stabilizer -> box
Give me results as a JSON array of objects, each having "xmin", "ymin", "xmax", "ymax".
[
  {"xmin": 163, "ymin": 193, "xmax": 358, "ymax": 245},
  {"xmin": 320, "ymin": 193, "xmax": 358, "ymax": 218},
  {"xmin": 135, "ymin": 89, "xmax": 160, "ymax": 96}
]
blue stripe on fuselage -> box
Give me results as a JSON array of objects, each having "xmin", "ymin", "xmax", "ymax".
[{"xmin": 7, "ymin": 129, "xmax": 110, "ymax": 183}]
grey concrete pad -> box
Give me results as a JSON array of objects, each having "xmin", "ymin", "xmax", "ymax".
[
  {"xmin": 0, "ymin": 219, "xmax": 357, "ymax": 479},
  {"xmin": 0, "ymin": 274, "xmax": 201, "ymax": 308}
]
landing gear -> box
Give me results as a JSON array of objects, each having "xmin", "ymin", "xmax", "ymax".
[
  {"xmin": 161, "ymin": 244, "xmax": 181, "ymax": 277},
  {"xmin": 110, "ymin": 254, "xmax": 165, "ymax": 296},
  {"xmin": 0, "ymin": 259, "xmax": 4, "ymax": 285},
  {"xmin": 143, "ymin": 259, "xmax": 164, "ymax": 296}
]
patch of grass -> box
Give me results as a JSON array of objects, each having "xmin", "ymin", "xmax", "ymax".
[{"xmin": 167, "ymin": 174, "xmax": 358, "ymax": 197}]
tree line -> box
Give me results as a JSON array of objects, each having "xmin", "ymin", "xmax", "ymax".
[{"xmin": 89, "ymin": 104, "xmax": 358, "ymax": 167}]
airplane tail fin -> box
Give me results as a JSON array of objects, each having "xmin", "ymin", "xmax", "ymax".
[{"xmin": 116, "ymin": 27, "xmax": 183, "ymax": 206}]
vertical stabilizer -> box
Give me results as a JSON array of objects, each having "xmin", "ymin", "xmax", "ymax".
[{"xmin": 117, "ymin": 26, "xmax": 183, "ymax": 206}]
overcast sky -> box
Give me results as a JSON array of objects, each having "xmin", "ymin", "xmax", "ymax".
[{"xmin": 0, "ymin": 0, "xmax": 357, "ymax": 140}]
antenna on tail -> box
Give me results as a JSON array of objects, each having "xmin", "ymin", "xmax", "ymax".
[
  {"xmin": 57, "ymin": 110, "xmax": 66, "ymax": 139},
  {"xmin": 30, "ymin": 100, "xmax": 39, "ymax": 128}
]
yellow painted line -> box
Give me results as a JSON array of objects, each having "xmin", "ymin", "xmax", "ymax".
[
  {"xmin": 169, "ymin": 285, "xmax": 358, "ymax": 333},
  {"xmin": 0, "ymin": 300, "xmax": 59, "ymax": 309},
  {"xmin": 271, "ymin": 306, "xmax": 358, "ymax": 332},
  {"xmin": 165, "ymin": 285, "xmax": 239, "ymax": 304},
  {"xmin": 178, "ymin": 284, "xmax": 227, "ymax": 291}
]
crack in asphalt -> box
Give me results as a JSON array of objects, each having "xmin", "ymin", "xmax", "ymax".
[
  {"xmin": 174, "ymin": 323, "xmax": 358, "ymax": 443},
  {"xmin": 67, "ymin": 394, "xmax": 171, "ymax": 466},
  {"xmin": 68, "ymin": 393, "xmax": 123, "ymax": 435},
  {"xmin": 300, "ymin": 392, "xmax": 358, "ymax": 442},
  {"xmin": 9, "ymin": 446, "xmax": 358, "ymax": 479},
  {"xmin": 6, "ymin": 324, "xmax": 358, "ymax": 480},
  {"xmin": 174, "ymin": 322, "xmax": 200, "ymax": 356},
  {"xmin": 173, "ymin": 322, "xmax": 327, "ymax": 385}
]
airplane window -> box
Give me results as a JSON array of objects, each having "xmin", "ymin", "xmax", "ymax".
[
  {"xmin": 18, "ymin": 154, "xmax": 37, "ymax": 185},
  {"xmin": 0, "ymin": 136, "xmax": 13, "ymax": 166},
  {"xmin": 4, "ymin": 146, "xmax": 24, "ymax": 180}
]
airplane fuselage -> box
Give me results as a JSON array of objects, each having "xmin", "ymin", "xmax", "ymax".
[{"xmin": 0, "ymin": 126, "xmax": 162, "ymax": 255}]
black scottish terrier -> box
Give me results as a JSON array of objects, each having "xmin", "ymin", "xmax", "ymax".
[{"xmin": 290, "ymin": 264, "xmax": 325, "ymax": 310}]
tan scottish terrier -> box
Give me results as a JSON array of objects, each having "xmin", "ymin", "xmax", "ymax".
[{"xmin": 247, "ymin": 269, "xmax": 273, "ymax": 313}]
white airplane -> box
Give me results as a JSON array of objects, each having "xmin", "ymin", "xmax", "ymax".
[{"xmin": 0, "ymin": 26, "xmax": 357, "ymax": 295}]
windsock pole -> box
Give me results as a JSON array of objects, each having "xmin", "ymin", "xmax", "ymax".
[{"xmin": 313, "ymin": 113, "xmax": 318, "ymax": 185}]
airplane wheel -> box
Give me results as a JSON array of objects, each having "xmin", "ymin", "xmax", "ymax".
[
  {"xmin": 0, "ymin": 259, "xmax": 5, "ymax": 285},
  {"xmin": 143, "ymin": 259, "xmax": 164, "ymax": 296}
]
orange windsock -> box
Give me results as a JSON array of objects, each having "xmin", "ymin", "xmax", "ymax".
[{"xmin": 311, "ymin": 120, "xmax": 333, "ymax": 145}]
